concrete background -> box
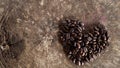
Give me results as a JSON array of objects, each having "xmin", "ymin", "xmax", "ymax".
[{"xmin": 0, "ymin": 0, "xmax": 120, "ymax": 68}]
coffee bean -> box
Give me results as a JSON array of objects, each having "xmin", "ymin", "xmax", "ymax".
[
  {"xmin": 94, "ymin": 26, "xmax": 99, "ymax": 31},
  {"xmin": 66, "ymin": 33, "xmax": 70, "ymax": 40},
  {"xmin": 78, "ymin": 61, "xmax": 81, "ymax": 66},
  {"xmin": 78, "ymin": 27, "xmax": 82, "ymax": 32},
  {"xmin": 73, "ymin": 59, "xmax": 76, "ymax": 63},
  {"xmin": 77, "ymin": 43, "xmax": 81, "ymax": 49}
]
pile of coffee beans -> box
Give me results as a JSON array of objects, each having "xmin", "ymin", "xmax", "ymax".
[{"xmin": 58, "ymin": 18, "xmax": 109, "ymax": 65}]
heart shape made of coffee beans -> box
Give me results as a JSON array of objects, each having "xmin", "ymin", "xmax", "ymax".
[{"xmin": 58, "ymin": 18, "xmax": 109, "ymax": 66}]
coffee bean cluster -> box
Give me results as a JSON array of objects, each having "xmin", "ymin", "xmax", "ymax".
[{"xmin": 58, "ymin": 18, "xmax": 109, "ymax": 65}]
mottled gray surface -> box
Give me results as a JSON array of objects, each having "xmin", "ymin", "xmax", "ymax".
[{"xmin": 0, "ymin": 0, "xmax": 120, "ymax": 68}]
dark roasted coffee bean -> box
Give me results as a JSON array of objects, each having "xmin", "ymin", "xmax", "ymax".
[
  {"xmin": 66, "ymin": 33, "xmax": 70, "ymax": 40},
  {"xmin": 83, "ymin": 47, "xmax": 88, "ymax": 52},
  {"xmin": 73, "ymin": 58, "xmax": 76, "ymax": 63},
  {"xmin": 87, "ymin": 36, "xmax": 92, "ymax": 41},
  {"xmin": 95, "ymin": 31, "xmax": 100, "ymax": 35},
  {"xmin": 88, "ymin": 33, "xmax": 93, "ymax": 37},
  {"xmin": 93, "ymin": 37, "xmax": 97, "ymax": 41},
  {"xmin": 76, "ymin": 43, "xmax": 81, "ymax": 49},
  {"xmin": 78, "ymin": 61, "xmax": 81, "ymax": 66},
  {"xmin": 78, "ymin": 27, "xmax": 82, "ymax": 32},
  {"xmin": 94, "ymin": 26, "xmax": 99, "ymax": 31},
  {"xmin": 85, "ymin": 41, "xmax": 89, "ymax": 45}
]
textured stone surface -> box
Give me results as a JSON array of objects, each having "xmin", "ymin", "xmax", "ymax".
[{"xmin": 0, "ymin": 0, "xmax": 120, "ymax": 68}]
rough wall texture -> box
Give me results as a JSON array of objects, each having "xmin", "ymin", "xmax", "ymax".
[{"xmin": 0, "ymin": 0, "xmax": 120, "ymax": 68}]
